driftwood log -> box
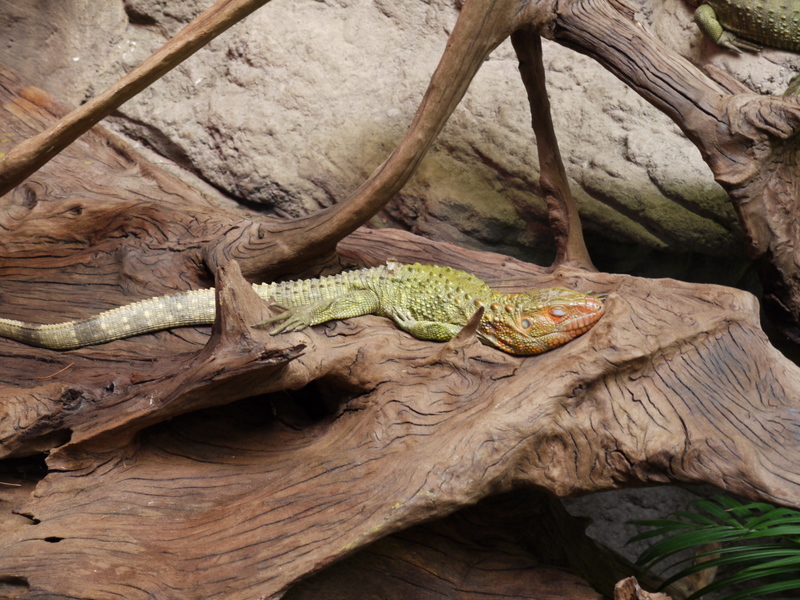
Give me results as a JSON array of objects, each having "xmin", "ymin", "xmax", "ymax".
[
  {"xmin": 1, "ymin": 0, "xmax": 800, "ymax": 598},
  {"xmin": 0, "ymin": 66, "xmax": 799, "ymax": 599}
]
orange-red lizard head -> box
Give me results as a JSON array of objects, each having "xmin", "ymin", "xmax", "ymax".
[{"xmin": 476, "ymin": 288, "xmax": 605, "ymax": 355}]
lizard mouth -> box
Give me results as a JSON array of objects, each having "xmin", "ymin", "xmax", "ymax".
[{"xmin": 564, "ymin": 309, "xmax": 604, "ymax": 335}]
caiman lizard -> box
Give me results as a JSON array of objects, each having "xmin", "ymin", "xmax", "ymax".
[
  {"xmin": 0, "ymin": 262, "xmax": 604, "ymax": 355},
  {"xmin": 692, "ymin": 0, "xmax": 800, "ymax": 53}
]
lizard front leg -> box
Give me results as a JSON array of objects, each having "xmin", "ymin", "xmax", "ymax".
[
  {"xmin": 694, "ymin": 4, "xmax": 762, "ymax": 52},
  {"xmin": 387, "ymin": 307, "xmax": 463, "ymax": 342},
  {"xmin": 257, "ymin": 289, "xmax": 380, "ymax": 334},
  {"xmin": 785, "ymin": 74, "xmax": 800, "ymax": 96}
]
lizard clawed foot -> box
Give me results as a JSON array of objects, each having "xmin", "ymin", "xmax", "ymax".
[
  {"xmin": 254, "ymin": 307, "xmax": 315, "ymax": 335},
  {"xmin": 718, "ymin": 31, "xmax": 761, "ymax": 53},
  {"xmin": 389, "ymin": 306, "xmax": 416, "ymax": 331},
  {"xmin": 388, "ymin": 306, "xmax": 463, "ymax": 342}
]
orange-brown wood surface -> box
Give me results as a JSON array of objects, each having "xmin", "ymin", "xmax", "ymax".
[
  {"xmin": 0, "ymin": 65, "xmax": 798, "ymax": 599},
  {"xmin": 2, "ymin": 0, "xmax": 800, "ymax": 597}
]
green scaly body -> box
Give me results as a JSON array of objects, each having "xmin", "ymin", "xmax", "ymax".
[
  {"xmin": 0, "ymin": 262, "xmax": 604, "ymax": 355},
  {"xmin": 694, "ymin": 0, "xmax": 800, "ymax": 53}
]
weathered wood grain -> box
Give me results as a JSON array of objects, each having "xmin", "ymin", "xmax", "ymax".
[
  {"xmin": 284, "ymin": 490, "xmax": 606, "ymax": 600},
  {"xmin": 0, "ymin": 1, "xmax": 799, "ymax": 594},
  {"xmin": 0, "ymin": 212, "xmax": 798, "ymax": 597},
  {"xmin": 2, "ymin": 250, "xmax": 795, "ymax": 599}
]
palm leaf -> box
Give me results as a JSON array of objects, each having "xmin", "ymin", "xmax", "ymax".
[
  {"xmin": 630, "ymin": 496, "xmax": 800, "ymax": 600},
  {"xmin": 683, "ymin": 565, "xmax": 800, "ymax": 600},
  {"xmin": 659, "ymin": 544, "xmax": 797, "ymax": 575},
  {"xmin": 636, "ymin": 526, "xmax": 767, "ymax": 568},
  {"xmin": 724, "ymin": 579, "xmax": 800, "ymax": 600}
]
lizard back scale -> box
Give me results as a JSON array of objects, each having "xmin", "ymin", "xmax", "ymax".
[{"xmin": 0, "ymin": 262, "xmax": 605, "ymax": 355}]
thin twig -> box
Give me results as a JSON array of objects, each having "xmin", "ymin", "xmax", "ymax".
[
  {"xmin": 0, "ymin": 0, "xmax": 273, "ymax": 196},
  {"xmin": 37, "ymin": 363, "xmax": 75, "ymax": 379}
]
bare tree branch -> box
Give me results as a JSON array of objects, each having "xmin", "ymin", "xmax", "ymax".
[
  {"xmin": 511, "ymin": 27, "xmax": 595, "ymax": 270},
  {"xmin": 0, "ymin": 0, "xmax": 273, "ymax": 197},
  {"xmin": 549, "ymin": 0, "xmax": 800, "ymax": 342}
]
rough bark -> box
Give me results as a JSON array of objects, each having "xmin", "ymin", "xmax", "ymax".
[
  {"xmin": 0, "ymin": 62, "xmax": 799, "ymax": 599},
  {"xmin": 1, "ymin": 0, "xmax": 800, "ymax": 597}
]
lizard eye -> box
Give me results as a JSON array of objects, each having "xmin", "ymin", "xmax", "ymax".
[
  {"xmin": 520, "ymin": 319, "xmax": 532, "ymax": 329},
  {"xmin": 549, "ymin": 306, "xmax": 566, "ymax": 318}
]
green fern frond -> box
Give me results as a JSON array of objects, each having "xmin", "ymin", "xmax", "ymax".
[{"xmin": 629, "ymin": 496, "xmax": 800, "ymax": 600}]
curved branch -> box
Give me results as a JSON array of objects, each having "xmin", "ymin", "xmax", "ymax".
[
  {"xmin": 0, "ymin": 0, "xmax": 274, "ymax": 197},
  {"xmin": 0, "ymin": 0, "xmax": 601, "ymax": 284},
  {"xmin": 216, "ymin": 0, "xmax": 538, "ymax": 275},
  {"xmin": 547, "ymin": 0, "xmax": 800, "ymax": 341}
]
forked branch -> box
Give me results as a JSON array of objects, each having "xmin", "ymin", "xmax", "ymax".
[
  {"xmin": 0, "ymin": 0, "xmax": 599, "ymax": 282},
  {"xmin": 0, "ymin": 0, "xmax": 274, "ymax": 197},
  {"xmin": 511, "ymin": 27, "xmax": 595, "ymax": 270}
]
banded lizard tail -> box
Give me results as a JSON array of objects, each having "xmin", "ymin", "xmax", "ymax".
[{"xmin": 0, "ymin": 262, "xmax": 605, "ymax": 355}]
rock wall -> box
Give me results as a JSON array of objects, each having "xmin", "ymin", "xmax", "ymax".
[
  {"xmin": 5, "ymin": 0, "xmax": 794, "ymax": 281},
  {"xmin": 2, "ymin": 0, "xmax": 796, "ymax": 575}
]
